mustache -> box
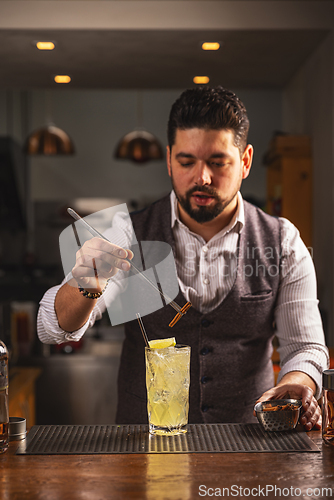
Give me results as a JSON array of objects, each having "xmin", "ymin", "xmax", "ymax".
[{"xmin": 187, "ymin": 185, "xmax": 219, "ymax": 198}]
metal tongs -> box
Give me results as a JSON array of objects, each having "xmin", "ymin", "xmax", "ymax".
[{"xmin": 67, "ymin": 208, "xmax": 191, "ymax": 327}]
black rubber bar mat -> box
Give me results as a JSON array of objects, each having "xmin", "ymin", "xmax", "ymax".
[{"xmin": 16, "ymin": 423, "xmax": 320, "ymax": 454}]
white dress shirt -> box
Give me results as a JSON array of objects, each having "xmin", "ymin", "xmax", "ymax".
[{"xmin": 37, "ymin": 191, "xmax": 329, "ymax": 398}]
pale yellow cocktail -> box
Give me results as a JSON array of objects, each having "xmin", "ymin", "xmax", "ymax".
[{"xmin": 145, "ymin": 344, "xmax": 191, "ymax": 435}]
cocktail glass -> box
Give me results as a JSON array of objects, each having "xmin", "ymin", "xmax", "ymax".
[{"xmin": 145, "ymin": 344, "xmax": 191, "ymax": 436}]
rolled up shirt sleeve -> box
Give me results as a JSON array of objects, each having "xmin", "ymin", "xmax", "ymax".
[
  {"xmin": 274, "ymin": 218, "xmax": 329, "ymax": 399},
  {"xmin": 37, "ymin": 268, "xmax": 130, "ymax": 344},
  {"xmin": 37, "ymin": 281, "xmax": 105, "ymax": 344}
]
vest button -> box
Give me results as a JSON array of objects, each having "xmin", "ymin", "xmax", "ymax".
[
  {"xmin": 202, "ymin": 405, "xmax": 210, "ymax": 412},
  {"xmin": 201, "ymin": 376, "xmax": 210, "ymax": 384},
  {"xmin": 201, "ymin": 319, "xmax": 211, "ymax": 327},
  {"xmin": 200, "ymin": 347, "xmax": 210, "ymax": 355}
]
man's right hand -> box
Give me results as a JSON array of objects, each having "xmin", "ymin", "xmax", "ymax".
[{"xmin": 71, "ymin": 237, "xmax": 133, "ymax": 292}]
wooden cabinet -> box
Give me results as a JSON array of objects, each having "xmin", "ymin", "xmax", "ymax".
[
  {"xmin": 265, "ymin": 135, "xmax": 312, "ymax": 248},
  {"xmin": 9, "ymin": 367, "xmax": 42, "ymax": 428}
]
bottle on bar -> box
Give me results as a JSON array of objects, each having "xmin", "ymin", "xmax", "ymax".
[
  {"xmin": 322, "ymin": 369, "xmax": 334, "ymax": 446},
  {"xmin": 0, "ymin": 341, "xmax": 9, "ymax": 453}
]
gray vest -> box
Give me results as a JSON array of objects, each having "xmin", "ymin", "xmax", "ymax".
[{"xmin": 116, "ymin": 195, "xmax": 281, "ymax": 424}]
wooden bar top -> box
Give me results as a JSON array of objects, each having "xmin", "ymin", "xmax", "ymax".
[{"xmin": 0, "ymin": 430, "xmax": 333, "ymax": 499}]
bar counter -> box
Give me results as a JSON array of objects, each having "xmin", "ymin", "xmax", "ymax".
[{"xmin": 0, "ymin": 430, "xmax": 333, "ymax": 499}]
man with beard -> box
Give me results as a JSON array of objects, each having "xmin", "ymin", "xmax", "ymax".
[{"xmin": 37, "ymin": 86, "xmax": 328, "ymax": 430}]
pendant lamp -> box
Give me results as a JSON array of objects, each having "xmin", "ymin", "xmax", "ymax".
[
  {"xmin": 24, "ymin": 125, "xmax": 75, "ymax": 155},
  {"xmin": 114, "ymin": 92, "xmax": 163, "ymax": 164},
  {"xmin": 24, "ymin": 91, "xmax": 75, "ymax": 156}
]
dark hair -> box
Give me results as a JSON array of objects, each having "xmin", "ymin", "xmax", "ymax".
[{"xmin": 167, "ymin": 86, "xmax": 249, "ymax": 155}]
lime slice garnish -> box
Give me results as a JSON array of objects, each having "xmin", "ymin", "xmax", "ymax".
[{"xmin": 148, "ymin": 337, "xmax": 176, "ymax": 349}]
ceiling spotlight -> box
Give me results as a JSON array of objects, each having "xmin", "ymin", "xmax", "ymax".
[
  {"xmin": 36, "ymin": 41, "xmax": 55, "ymax": 51},
  {"xmin": 202, "ymin": 42, "xmax": 220, "ymax": 51},
  {"xmin": 54, "ymin": 75, "xmax": 71, "ymax": 84},
  {"xmin": 193, "ymin": 76, "xmax": 210, "ymax": 85}
]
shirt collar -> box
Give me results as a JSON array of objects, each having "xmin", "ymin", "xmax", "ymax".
[{"xmin": 170, "ymin": 190, "xmax": 245, "ymax": 236}]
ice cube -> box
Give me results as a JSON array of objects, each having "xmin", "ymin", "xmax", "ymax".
[{"xmin": 152, "ymin": 389, "xmax": 171, "ymax": 404}]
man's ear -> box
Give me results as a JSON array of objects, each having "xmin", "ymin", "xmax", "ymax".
[
  {"xmin": 242, "ymin": 144, "xmax": 253, "ymax": 180},
  {"xmin": 166, "ymin": 145, "xmax": 172, "ymax": 177}
]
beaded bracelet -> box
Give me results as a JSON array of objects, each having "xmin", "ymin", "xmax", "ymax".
[{"xmin": 77, "ymin": 283, "xmax": 107, "ymax": 299}]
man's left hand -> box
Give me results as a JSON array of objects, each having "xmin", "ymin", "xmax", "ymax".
[{"xmin": 254, "ymin": 384, "xmax": 321, "ymax": 431}]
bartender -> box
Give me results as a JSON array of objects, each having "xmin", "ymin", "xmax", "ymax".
[{"xmin": 37, "ymin": 85, "xmax": 329, "ymax": 429}]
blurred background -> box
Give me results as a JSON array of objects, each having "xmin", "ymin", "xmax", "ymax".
[{"xmin": 0, "ymin": 0, "xmax": 333, "ymax": 426}]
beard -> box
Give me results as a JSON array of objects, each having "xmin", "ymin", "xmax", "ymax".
[{"xmin": 172, "ymin": 179, "xmax": 241, "ymax": 224}]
